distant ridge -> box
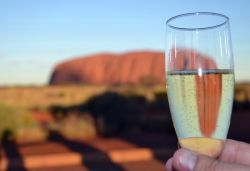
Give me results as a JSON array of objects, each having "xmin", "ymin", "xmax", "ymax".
[{"xmin": 49, "ymin": 51, "xmax": 165, "ymax": 85}]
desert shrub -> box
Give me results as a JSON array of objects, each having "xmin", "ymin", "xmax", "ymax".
[
  {"xmin": 56, "ymin": 114, "xmax": 96, "ymax": 139},
  {"xmin": 0, "ymin": 104, "xmax": 47, "ymax": 143}
]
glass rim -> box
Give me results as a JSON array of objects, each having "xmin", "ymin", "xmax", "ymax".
[{"xmin": 166, "ymin": 12, "xmax": 229, "ymax": 31}]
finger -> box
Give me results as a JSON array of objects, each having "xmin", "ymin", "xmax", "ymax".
[
  {"xmin": 165, "ymin": 158, "xmax": 174, "ymax": 171},
  {"xmin": 172, "ymin": 148, "xmax": 197, "ymax": 171},
  {"xmin": 172, "ymin": 148, "xmax": 250, "ymax": 171},
  {"xmin": 219, "ymin": 139, "xmax": 250, "ymax": 165}
]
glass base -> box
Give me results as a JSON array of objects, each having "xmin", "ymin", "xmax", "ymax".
[{"xmin": 179, "ymin": 137, "xmax": 224, "ymax": 157}]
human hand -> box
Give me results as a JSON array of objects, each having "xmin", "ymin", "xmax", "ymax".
[{"xmin": 165, "ymin": 139, "xmax": 250, "ymax": 171}]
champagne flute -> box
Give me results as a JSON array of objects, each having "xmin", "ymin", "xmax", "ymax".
[{"xmin": 165, "ymin": 12, "xmax": 234, "ymax": 157}]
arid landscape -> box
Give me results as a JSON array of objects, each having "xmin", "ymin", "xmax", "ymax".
[
  {"xmin": 0, "ymin": 51, "xmax": 250, "ymax": 170},
  {"xmin": 0, "ymin": 83, "xmax": 250, "ymax": 170}
]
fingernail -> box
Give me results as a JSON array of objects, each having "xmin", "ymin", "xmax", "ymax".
[{"xmin": 179, "ymin": 149, "xmax": 197, "ymax": 171}]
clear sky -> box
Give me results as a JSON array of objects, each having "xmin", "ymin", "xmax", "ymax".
[{"xmin": 0, "ymin": 0, "xmax": 250, "ymax": 85}]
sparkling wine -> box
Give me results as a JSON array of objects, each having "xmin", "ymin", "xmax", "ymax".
[{"xmin": 167, "ymin": 69, "xmax": 234, "ymax": 157}]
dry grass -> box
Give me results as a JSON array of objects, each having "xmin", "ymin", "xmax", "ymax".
[
  {"xmin": 54, "ymin": 114, "xmax": 97, "ymax": 139},
  {"xmin": 0, "ymin": 104, "xmax": 47, "ymax": 143},
  {"xmin": 234, "ymin": 83, "xmax": 250, "ymax": 102},
  {"xmin": 0, "ymin": 85, "xmax": 167, "ymax": 141},
  {"xmin": 0, "ymin": 83, "xmax": 248, "ymax": 110},
  {"xmin": 0, "ymin": 85, "xmax": 107, "ymax": 109},
  {"xmin": 0, "ymin": 85, "xmax": 167, "ymax": 110}
]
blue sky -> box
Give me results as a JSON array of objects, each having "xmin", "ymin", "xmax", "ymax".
[{"xmin": 0, "ymin": 0, "xmax": 250, "ymax": 85}]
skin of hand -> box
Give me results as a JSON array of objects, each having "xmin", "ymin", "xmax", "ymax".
[{"xmin": 165, "ymin": 139, "xmax": 250, "ymax": 171}]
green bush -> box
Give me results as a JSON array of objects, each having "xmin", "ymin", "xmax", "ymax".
[{"xmin": 0, "ymin": 104, "xmax": 47, "ymax": 143}]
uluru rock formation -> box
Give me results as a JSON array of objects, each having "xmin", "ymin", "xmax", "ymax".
[{"xmin": 49, "ymin": 51, "xmax": 165, "ymax": 85}]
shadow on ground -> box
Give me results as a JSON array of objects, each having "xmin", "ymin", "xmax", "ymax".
[
  {"xmin": 48, "ymin": 130, "xmax": 125, "ymax": 171},
  {"xmin": 2, "ymin": 130, "xmax": 27, "ymax": 171}
]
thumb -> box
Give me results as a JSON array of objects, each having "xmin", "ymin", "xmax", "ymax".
[{"xmin": 172, "ymin": 148, "xmax": 250, "ymax": 171}]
